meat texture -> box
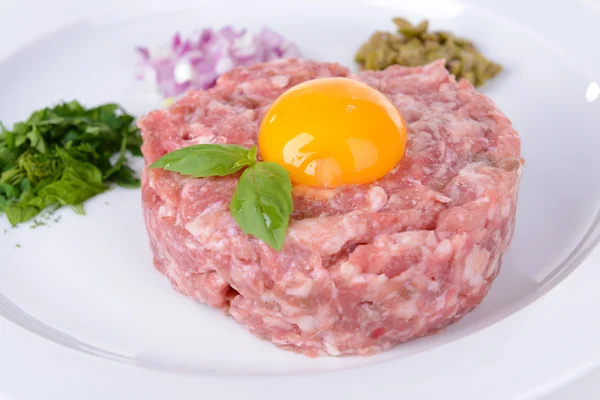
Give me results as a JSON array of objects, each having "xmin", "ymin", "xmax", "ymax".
[{"xmin": 139, "ymin": 59, "xmax": 523, "ymax": 356}]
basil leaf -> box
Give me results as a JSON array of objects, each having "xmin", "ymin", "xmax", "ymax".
[
  {"xmin": 247, "ymin": 145, "xmax": 258, "ymax": 163},
  {"xmin": 230, "ymin": 162, "xmax": 293, "ymax": 251},
  {"xmin": 150, "ymin": 144, "xmax": 257, "ymax": 177},
  {"xmin": 149, "ymin": 143, "xmax": 293, "ymax": 249}
]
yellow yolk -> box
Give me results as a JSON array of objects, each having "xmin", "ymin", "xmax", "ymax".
[{"xmin": 258, "ymin": 77, "xmax": 407, "ymax": 188}]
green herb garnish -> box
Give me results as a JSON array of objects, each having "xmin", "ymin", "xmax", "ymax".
[
  {"xmin": 0, "ymin": 101, "xmax": 142, "ymax": 226},
  {"xmin": 150, "ymin": 144, "xmax": 257, "ymax": 177},
  {"xmin": 150, "ymin": 144, "xmax": 293, "ymax": 251}
]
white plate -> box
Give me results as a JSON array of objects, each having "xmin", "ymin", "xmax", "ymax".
[{"xmin": 1, "ymin": 0, "xmax": 600, "ymax": 398}]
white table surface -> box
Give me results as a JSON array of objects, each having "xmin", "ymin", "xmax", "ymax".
[{"xmin": 0, "ymin": 0, "xmax": 598, "ymax": 399}]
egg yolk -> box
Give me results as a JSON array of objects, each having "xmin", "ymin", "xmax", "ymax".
[{"xmin": 258, "ymin": 77, "xmax": 407, "ymax": 188}]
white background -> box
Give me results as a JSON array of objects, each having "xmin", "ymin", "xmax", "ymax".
[{"xmin": 0, "ymin": 0, "xmax": 598, "ymax": 398}]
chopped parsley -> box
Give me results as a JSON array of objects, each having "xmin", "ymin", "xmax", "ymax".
[{"xmin": 0, "ymin": 101, "xmax": 142, "ymax": 226}]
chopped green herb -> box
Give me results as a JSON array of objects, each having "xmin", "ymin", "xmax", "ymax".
[
  {"xmin": 29, "ymin": 218, "xmax": 46, "ymax": 229},
  {"xmin": 15, "ymin": 244, "xmax": 21, "ymax": 248},
  {"xmin": 0, "ymin": 101, "xmax": 142, "ymax": 226}
]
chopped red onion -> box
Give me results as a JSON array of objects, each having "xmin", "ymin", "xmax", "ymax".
[{"xmin": 135, "ymin": 26, "xmax": 301, "ymax": 99}]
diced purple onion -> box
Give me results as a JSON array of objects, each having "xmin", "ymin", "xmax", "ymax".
[{"xmin": 135, "ymin": 26, "xmax": 301, "ymax": 99}]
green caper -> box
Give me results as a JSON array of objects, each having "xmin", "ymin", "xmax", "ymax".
[
  {"xmin": 463, "ymin": 70, "xmax": 476, "ymax": 85},
  {"xmin": 355, "ymin": 17, "xmax": 502, "ymax": 87}
]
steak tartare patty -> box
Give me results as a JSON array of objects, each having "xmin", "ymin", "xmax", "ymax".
[{"xmin": 139, "ymin": 59, "xmax": 523, "ymax": 356}]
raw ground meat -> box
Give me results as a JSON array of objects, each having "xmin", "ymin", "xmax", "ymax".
[{"xmin": 139, "ymin": 59, "xmax": 523, "ymax": 357}]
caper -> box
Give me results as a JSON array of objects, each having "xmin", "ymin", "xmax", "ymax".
[{"xmin": 355, "ymin": 17, "xmax": 502, "ymax": 87}]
